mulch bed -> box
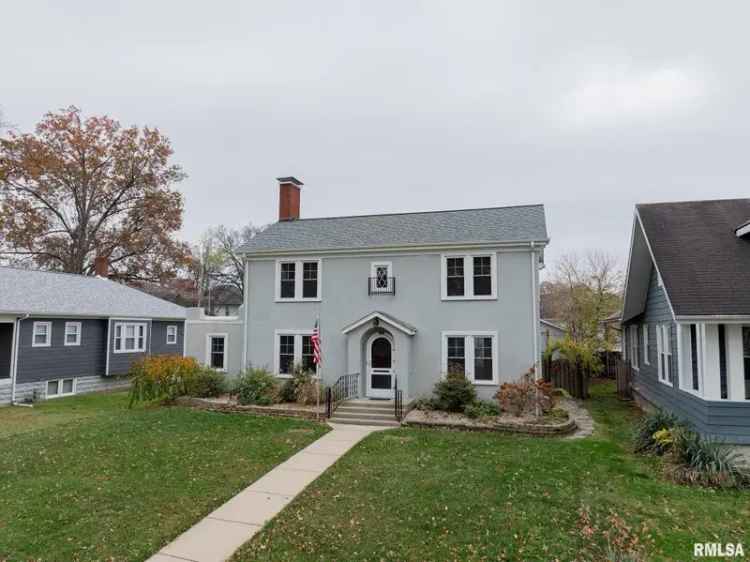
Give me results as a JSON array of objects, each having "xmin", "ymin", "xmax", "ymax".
[
  {"xmin": 403, "ymin": 406, "xmax": 577, "ymax": 436},
  {"xmin": 175, "ymin": 396, "xmax": 326, "ymax": 421}
]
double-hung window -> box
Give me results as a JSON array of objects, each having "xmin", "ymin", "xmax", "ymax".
[
  {"xmin": 442, "ymin": 332, "xmax": 498, "ymax": 384},
  {"xmin": 207, "ymin": 334, "xmax": 227, "ymax": 371},
  {"xmin": 276, "ymin": 259, "xmax": 321, "ymax": 301},
  {"xmin": 64, "ymin": 322, "xmax": 82, "ymax": 346},
  {"xmin": 442, "ymin": 254, "xmax": 497, "ymax": 300},
  {"xmin": 629, "ymin": 325, "xmax": 639, "ymax": 370},
  {"xmin": 275, "ymin": 330, "xmax": 318, "ymax": 377},
  {"xmin": 656, "ymin": 323, "xmax": 673, "ymax": 385},
  {"xmin": 166, "ymin": 325, "xmax": 178, "ymax": 345},
  {"xmin": 32, "ymin": 321, "xmax": 52, "ymax": 347},
  {"xmin": 642, "ymin": 324, "xmax": 649, "ymax": 365},
  {"xmin": 743, "ymin": 327, "xmax": 750, "ymax": 400},
  {"xmin": 114, "ymin": 322, "xmax": 147, "ymax": 353}
]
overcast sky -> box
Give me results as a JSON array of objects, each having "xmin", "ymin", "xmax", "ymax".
[{"xmin": 3, "ymin": 1, "xmax": 749, "ymax": 273}]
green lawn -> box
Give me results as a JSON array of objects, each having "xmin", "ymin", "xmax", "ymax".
[
  {"xmin": 0, "ymin": 391, "xmax": 328, "ymax": 562},
  {"xmin": 234, "ymin": 382, "xmax": 750, "ymax": 562}
]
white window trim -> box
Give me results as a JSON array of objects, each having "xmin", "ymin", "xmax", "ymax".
[
  {"xmin": 275, "ymin": 258, "xmax": 322, "ymax": 302},
  {"xmin": 657, "ymin": 323, "xmax": 673, "ymax": 387},
  {"xmin": 32, "ymin": 321, "xmax": 52, "ymax": 347},
  {"xmin": 680, "ymin": 323, "xmax": 704, "ymax": 397},
  {"xmin": 205, "ymin": 333, "xmax": 228, "ymax": 372},
  {"xmin": 441, "ymin": 252, "xmax": 497, "ymax": 301},
  {"xmin": 273, "ymin": 329, "xmax": 319, "ymax": 378},
  {"xmin": 642, "ymin": 323, "xmax": 649, "ymax": 365},
  {"xmin": 441, "ymin": 330, "xmax": 499, "ymax": 385},
  {"xmin": 64, "ymin": 321, "xmax": 82, "ymax": 347},
  {"xmin": 113, "ymin": 322, "xmax": 148, "ymax": 354},
  {"xmin": 46, "ymin": 377, "xmax": 77, "ymax": 399},
  {"xmin": 166, "ymin": 325, "xmax": 178, "ymax": 345},
  {"xmin": 630, "ymin": 325, "xmax": 639, "ymax": 371}
]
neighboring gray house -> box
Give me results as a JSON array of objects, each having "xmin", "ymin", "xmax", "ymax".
[
  {"xmin": 622, "ymin": 199, "xmax": 750, "ymax": 443},
  {"xmin": 206, "ymin": 285, "xmax": 243, "ymax": 317},
  {"xmin": 238, "ymin": 177, "xmax": 548, "ymax": 417},
  {"xmin": 0, "ymin": 266, "xmax": 186, "ymax": 405},
  {"xmin": 540, "ymin": 319, "xmax": 566, "ymax": 352}
]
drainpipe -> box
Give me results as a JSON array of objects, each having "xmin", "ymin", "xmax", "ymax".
[{"xmin": 10, "ymin": 313, "xmax": 29, "ymax": 405}]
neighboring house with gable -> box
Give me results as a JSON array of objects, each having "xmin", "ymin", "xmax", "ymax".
[
  {"xmin": 622, "ymin": 198, "xmax": 750, "ymax": 443},
  {"xmin": 236, "ymin": 177, "xmax": 548, "ymax": 423},
  {"xmin": 0, "ymin": 259, "xmax": 186, "ymax": 405}
]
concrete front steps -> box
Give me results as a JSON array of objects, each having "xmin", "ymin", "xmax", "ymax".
[{"xmin": 329, "ymin": 398, "xmax": 401, "ymax": 427}]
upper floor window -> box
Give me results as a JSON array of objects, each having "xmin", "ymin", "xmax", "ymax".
[
  {"xmin": 65, "ymin": 322, "xmax": 82, "ymax": 346},
  {"xmin": 166, "ymin": 325, "xmax": 178, "ymax": 345},
  {"xmin": 114, "ymin": 322, "xmax": 147, "ymax": 353},
  {"xmin": 441, "ymin": 253, "xmax": 497, "ymax": 300},
  {"xmin": 369, "ymin": 262, "xmax": 395, "ymax": 295},
  {"xmin": 32, "ymin": 321, "xmax": 52, "ymax": 347},
  {"xmin": 275, "ymin": 259, "xmax": 321, "ymax": 301}
]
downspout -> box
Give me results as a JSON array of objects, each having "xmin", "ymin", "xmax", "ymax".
[
  {"xmin": 242, "ymin": 258, "xmax": 250, "ymax": 371},
  {"xmin": 10, "ymin": 313, "xmax": 30, "ymax": 405},
  {"xmin": 530, "ymin": 242, "xmax": 540, "ymax": 379}
]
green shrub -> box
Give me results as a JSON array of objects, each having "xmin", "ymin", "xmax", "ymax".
[
  {"xmin": 544, "ymin": 336, "xmax": 602, "ymax": 375},
  {"xmin": 413, "ymin": 397, "xmax": 441, "ymax": 411},
  {"xmin": 128, "ymin": 355, "xmax": 202, "ymax": 406},
  {"xmin": 236, "ymin": 368, "xmax": 279, "ymax": 406},
  {"xmin": 546, "ymin": 407, "xmax": 570, "ymax": 421},
  {"xmin": 464, "ymin": 400, "xmax": 501, "ymax": 419},
  {"xmin": 433, "ymin": 372, "xmax": 477, "ymax": 412},
  {"xmin": 291, "ymin": 364, "xmax": 322, "ymax": 405},
  {"xmin": 186, "ymin": 368, "xmax": 227, "ymax": 398},
  {"xmin": 279, "ymin": 378, "xmax": 297, "ymax": 402},
  {"xmin": 633, "ymin": 409, "xmax": 684, "ymax": 455},
  {"xmin": 666, "ymin": 427, "xmax": 750, "ymax": 488}
]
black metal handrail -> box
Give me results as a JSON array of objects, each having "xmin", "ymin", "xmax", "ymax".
[
  {"xmin": 325, "ymin": 373, "xmax": 359, "ymax": 418},
  {"xmin": 394, "ymin": 376, "xmax": 404, "ymax": 422},
  {"xmin": 368, "ymin": 277, "xmax": 396, "ymax": 295}
]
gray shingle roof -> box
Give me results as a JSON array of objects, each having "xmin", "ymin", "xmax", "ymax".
[
  {"xmin": 637, "ymin": 198, "xmax": 750, "ymax": 317},
  {"xmin": 0, "ymin": 267, "xmax": 186, "ymax": 319},
  {"xmin": 240, "ymin": 205, "xmax": 548, "ymax": 254}
]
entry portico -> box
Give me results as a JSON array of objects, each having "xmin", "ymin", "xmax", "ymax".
[{"xmin": 342, "ymin": 311, "xmax": 417, "ymax": 400}]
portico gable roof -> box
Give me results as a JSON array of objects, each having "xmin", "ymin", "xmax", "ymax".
[{"xmin": 341, "ymin": 311, "xmax": 417, "ymax": 336}]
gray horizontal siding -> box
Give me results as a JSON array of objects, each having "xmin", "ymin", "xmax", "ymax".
[
  {"xmin": 626, "ymin": 264, "xmax": 750, "ymax": 444},
  {"xmin": 150, "ymin": 321, "xmax": 185, "ymax": 356},
  {"xmin": 16, "ymin": 318, "xmax": 107, "ymax": 383}
]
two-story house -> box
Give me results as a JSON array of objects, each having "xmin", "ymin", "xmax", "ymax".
[
  {"xmin": 622, "ymin": 198, "xmax": 750, "ymax": 444},
  {"xmin": 238, "ymin": 177, "xmax": 548, "ymax": 416}
]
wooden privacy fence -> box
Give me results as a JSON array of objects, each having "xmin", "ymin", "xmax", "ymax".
[
  {"xmin": 615, "ymin": 359, "xmax": 633, "ymax": 400},
  {"xmin": 542, "ymin": 356, "xmax": 590, "ymax": 399},
  {"xmin": 598, "ymin": 351, "xmax": 622, "ymax": 379}
]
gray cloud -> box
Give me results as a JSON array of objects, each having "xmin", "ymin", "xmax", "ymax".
[{"xmin": 3, "ymin": 0, "xmax": 749, "ymax": 274}]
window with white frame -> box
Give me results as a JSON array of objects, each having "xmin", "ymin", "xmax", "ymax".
[
  {"xmin": 166, "ymin": 325, "xmax": 178, "ymax": 345},
  {"xmin": 686, "ymin": 323, "xmax": 704, "ymax": 393},
  {"xmin": 441, "ymin": 254, "xmax": 497, "ymax": 300},
  {"xmin": 629, "ymin": 325, "xmax": 639, "ymax": 370},
  {"xmin": 656, "ymin": 323, "xmax": 673, "ymax": 385},
  {"xmin": 370, "ymin": 262, "xmax": 394, "ymax": 293},
  {"xmin": 442, "ymin": 332, "xmax": 498, "ymax": 384},
  {"xmin": 642, "ymin": 324, "xmax": 649, "ymax": 365},
  {"xmin": 32, "ymin": 321, "xmax": 52, "ymax": 347},
  {"xmin": 274, "ymin": 331, "xmax": 317, "ymax": 376},
  {"xmin": 276, "ymin": 259, "xmax": 321, "ymax": 301},
  {"xmin": 47, "ymin": 378, "xmax": 75, "ymax": 398},
  {"xmin": 207, "ymin": 334, "xmax": 227, "ymax": 371},
  {"xmin": 113, "ymin": 322, "xmax": 147, "ymax": 353},
  {"xmin": 64, "ymin": 322, "xmax": 82, "ymax": 346}
]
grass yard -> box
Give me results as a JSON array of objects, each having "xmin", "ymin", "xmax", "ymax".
[
  {"xmin": 234, "ymin": 381, "xmax": 750, "ymax": 562},
  {"xmin": 0, "ymin": 391, "xmax": 328, "ymax": 562}
]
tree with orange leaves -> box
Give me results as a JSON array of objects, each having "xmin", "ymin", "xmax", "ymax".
[{"xmin": 0, "ymin": 106, "xmax": 191, "ymax": 281}]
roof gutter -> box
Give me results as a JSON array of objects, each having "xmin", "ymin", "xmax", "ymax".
[
  {"xmin": 10, "ymin": 313, "xmax": 29, "ymax": 405},
  {"xmin": 240, "ymin": 239, "xmax": 551, "ymax": 259}
]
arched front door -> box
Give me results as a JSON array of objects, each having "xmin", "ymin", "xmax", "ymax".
[{"xmin": 367, "ymin": 333, "xmax": 394, "ymax": 399}]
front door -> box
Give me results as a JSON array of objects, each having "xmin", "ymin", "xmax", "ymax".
[{"xmin": 367, "ymin": 334, "xmax": 394, "ymax": 399}]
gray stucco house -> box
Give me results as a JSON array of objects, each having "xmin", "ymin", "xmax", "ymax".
[
  {"xmin": 237, "ymin": 177, "xmax": 548, "ymax": 409},
  {"xmin": 0, "ymin": 266, "xmax": 186, "ymax": 405},
  {"xmin": 622, "ymin": 198, "xmax": 750, "ymax": 443}
]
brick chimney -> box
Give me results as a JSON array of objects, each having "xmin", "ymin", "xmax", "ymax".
[
  {"xmin": 277, "ymin": 176, "xmax": 303, "ymax": 221},
  {"xmin": 94, "ymin": 256, "xmax": 108, "ymax": 277}
]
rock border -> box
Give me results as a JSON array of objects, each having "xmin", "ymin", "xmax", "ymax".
[{"xmin": 175, "ymin": 396, "xmax": 325, "ymax": 422}]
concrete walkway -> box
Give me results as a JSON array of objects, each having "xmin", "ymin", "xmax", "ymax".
[{"xmin": 147, "ymin": 423, "xmax": 385, "ymax": 562}]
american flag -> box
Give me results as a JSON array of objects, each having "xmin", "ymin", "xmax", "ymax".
[{"xmin": 311, "ymin": 319, "xmax": 322, "ymax": 365}]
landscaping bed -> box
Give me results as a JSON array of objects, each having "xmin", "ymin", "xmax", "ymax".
[
  {"xmin": 403, "ymin": 403, "xmax": 576, "ymax": 435},
  {"xmin": 176, "ymin": 395, "xmax": 326, "ymax": 421}
]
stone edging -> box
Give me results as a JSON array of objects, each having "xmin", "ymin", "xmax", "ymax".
[
  {"xmin": 402, "ymin": 416, "xmax": 577, "ymax": 436},
  {"xmin": 175, "ymin": 397, "xmax": 325, "ymax": 422}
]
